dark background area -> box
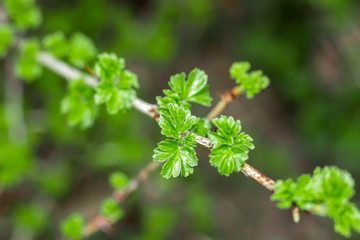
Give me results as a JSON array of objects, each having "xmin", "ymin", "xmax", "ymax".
[{"xmin": 1, "ymin": 0, "xmax": 360, "ymax": 239}]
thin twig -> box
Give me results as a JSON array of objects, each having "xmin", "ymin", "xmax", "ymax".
[
  {"xmin": 84, "ymin": 161, "xmax": 161, "ymax": 236},
  {"xmin": 206, "ymin": 86, "xmax": 242, "ymax": 120}
]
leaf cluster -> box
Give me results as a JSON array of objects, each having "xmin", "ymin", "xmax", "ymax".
[
  {"xmin": 61, "ymin": 78, "xmax": 98, "ymax": 129},
  {"xmin": 5, "ymin": 0, "xmax": 42, "ymax": 30},
  {"xmin": 271, "ymin": 166, "xmax": 360, "ymax": 237},
  {"xmin": 94, "ymin": 53, "xmax": 139, "ymax": 114},
  {"xmin": 156, "ymin": 68, "xmax": 212, "ymax": 108},
  {"xmin": 153, "ymin": 103, "xmax": 198, "ymax": 178},
  {"xmin": 230, "ymin": 62, "xmax": 269, "ymax": 98},
  {"xmin": 209, "ymin": 116, "xmax": 254, "ymax": 176},
  {"xmin": 15, "ymin": 39, "xmax": 42, "ymax": 81}
]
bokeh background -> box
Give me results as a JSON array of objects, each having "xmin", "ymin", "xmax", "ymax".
[{"xmin": 1, "ymin": 0, "xmax": 360, "ymax": 239}]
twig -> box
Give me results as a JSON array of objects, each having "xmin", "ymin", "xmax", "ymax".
[
  {"xmin": 84, "ymin": 161, "xmax": 161, "ymax": 237},
  {"xmin": 206, "ymin": 86, "xmax": 242, "ymax": 120}
]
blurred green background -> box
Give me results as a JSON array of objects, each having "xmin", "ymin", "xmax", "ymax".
[{"xmin": 1, "ymin": 0, "xmax": 360, "ymax": 239}]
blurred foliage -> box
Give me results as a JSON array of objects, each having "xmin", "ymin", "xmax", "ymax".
[{"xmin": 1, "ymin": 0, "xmax": 360, "ymax": 239}]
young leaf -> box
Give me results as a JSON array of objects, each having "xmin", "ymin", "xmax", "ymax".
[
  {"xmin": 328, "ymin": 202, "xmax": 360, "ymax": 238},
  {"xmin": 0, "ymin": 24, "xmax": 14, "ymax": 58},
  {"xmin": 230, "ymin": 62, "xmax": 269, "ymax": 98},
  {"xmin": 190, "ymin": 118, "xmax": 211, "ymax": 137},
  {"xmin": 153, "ymin": 139, "xmax": 198, "ymax": 178},
  {"xmin": 168, "ymin": 68, "xmax": 212, "ymax": 106},
  {"xmin": 5, "ymin": 0, "xmax": 42, "ymax": 30},
  {"xmin": 42, "ymin": 31, "xmax": 68, "ymax": 58},
  {"xmin": 94, "ymin": 53, "xmax": 138, "ymax": 114},
  {"xmin": 271, "ymin": 166, "xmax": 360, "ymax": 238},
  {"xmin": 209, "ymin": 115, "xmax": 254, "ymax": 176},
  {"xmin": 94, "ymin": 52, "xmax": 125, "ymax": 81},
  {"xmin": 15, "ymin": 39, "xmax": 42, "ymax": 81},
  {"xmin": 100, "ymin": 198, "xmax": 124, "ymax": 222},
  {"xmin": 61, "ymin": 213, "xmax": 85, "ymax": 240},
  {"xmin": 61, "ymin": 78, "xmax": 98, "ymax": 128},
  {"xmin": 68, "ymin": 32, "xmax": 97, "ymax": 68},
  {"xmin": 158, "ymin": 103, "xmax": 196, "ymax": 139}
]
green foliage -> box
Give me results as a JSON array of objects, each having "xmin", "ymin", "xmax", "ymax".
[
  {"xmin": 190, "ymin": 117, "xmax": 211, "ymax": 137},
  {"xmin": 0, "ymin": 24, "xmax": 14, "ymax": 58},
  {"xmin": 168, "ymin": 69, "xmax": 212, "ymax": 106},
  {"xmin": 153, "ymin": 137, "xmax": 198, "ymax": 178},
  {"xmin": 154, "ymin": 103, "xmax": 199, "ymax": 178},
  {"xmin": 158, "ymin": 103, "xmax": 196, "ymax": 139},
  {"xmin": 68, "ymin": 32, "xmax": 97, "ymax": 68},
  {"xmin": 271, "ymin": 166, "xmax": 360, "ymax": 237},
  {"xmin": 42, "ymin": 31, "xmax": 68, "ymax": 58},
  {"xmin": 5, "ymin": 0, "xmax": 42, "ymax": 30},
  {"xmin": 94, "ymin": 53, "xmax": 139, "ymax": 114},
  {"xmin": 15, "ymin": 39, "xmax": 42, "ymax": 81},
  {"xmin": 230, "ymin": 62, "xmax": 269, "ymax": 98},
  {"xmin": 0, "ymin": 143, "xmax": 32, "ymax": 188},
  {"xmin": 209, "ymin": 116, "xmax": 254, "ymax": 176},
  {"xmin": 100, "ymin": 197, "xmax": 124, "ymax": 222},
  {"xmin": 61, "ymin": 78, "xmax": 98, "ymax": 128},
  {"xmin": 11, "ymin": 203, "xmax": 48, "ymax": 234},
  {"xmin": 61, "ymin": 213, "xmax": 85, "ymax": 240},
  {"xmin": 109, "ymin": 171, "xmax": 129, "ymax": 191},
  {"xmin": 156, "ymin": 68, "xmax": 212, "ymax": 108}
]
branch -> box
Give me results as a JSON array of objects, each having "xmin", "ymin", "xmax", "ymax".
[
  {"xmin": 206, "ymin": 86, "xmax": 242, "ymax": 120},
  {"xmin": 36, "ymin": 53, "xmax": 277, "ymax": 235},
  {"xmin": 84, "ymin": 161, "xmax": 161, "ymax": 237}
]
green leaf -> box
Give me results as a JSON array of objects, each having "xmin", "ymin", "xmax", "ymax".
[
  {"xmin": 271, "ymin": 179, "xmax": 296, "ymax": 209},
  {"xmin": 94, "ymin": 52, "xmax": 125, "ymax": 81},
  {"xmin": 271, "ymin": 166, "xmax": 360, "ymax": 238},
  {"xmin": 156, "ymin": 89, "xmax": 191, "ymax": 110},
  {"xmin": 42, "ymin": 31, "xmax": 68, "ymax": 58},
  {"xmin": 230, "ymin": 62, "xmax": 269, "ymax": 98},
  {"xmin": 208, "ymin": 115, "xmax": 254, "ymax": 176},
  {"xmin": 106, "ymin": 89, "xmax": 136, "ymax": 114},
  {"xmin": 328, "ymin": 202, "xmax": 360, "ymax": 238},
  {"xmin": 68, "ymin": 32, "xmax": 97, "ymax": 68},
  {"xmin": 312, "ymin": 166, "xmax": 354, "ymax": 202},
  {"xmin": 153, "ymin": 139, "xmax": 198, "ymax": 178},
  {"xmin": 0, "ymin": 24, "xmax": 14, "ymax": 58},
  {"xmin": 15, "ymin": 39, "xmax": 42, "ymax": 82},
  {"xmin": 100, "ymin": 198, "xmax": 124, "ymax": 222},
  {"xmin": 61, "ymin": 78, "xmax": 98, "ymax": 128},
  {"xmin": 61, "ymin": 213, "xmax": 85, "ymax": 240},
  {"xmin": 109, "ymin": 171, "xmax": 129, "ymax": 191},
  {"xmin": 5, "ymin": 0, "xmax": 42, "ymax": 30},
  {"xmin": 190, "ymin": 118, "xmax": 211, "ymax": 137},
  {"xmin": 168, "ymin": 68, "xmax": 212, "ymax": 106},
  {"xmin": 93, "ymin": 53, "xmax": 138, "ymax": 114},
  {"xmin": 158, "ymin": 103, "xmax": 196, "ymax": 139}
]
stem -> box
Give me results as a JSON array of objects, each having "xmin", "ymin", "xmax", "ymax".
[
  {"xmin": 206, "ymin": 86, "xmax": 242, "ymax": 120},
  {"xmin": 84, "ymin": 161, "xmax": 161, "ymax": 236}
]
